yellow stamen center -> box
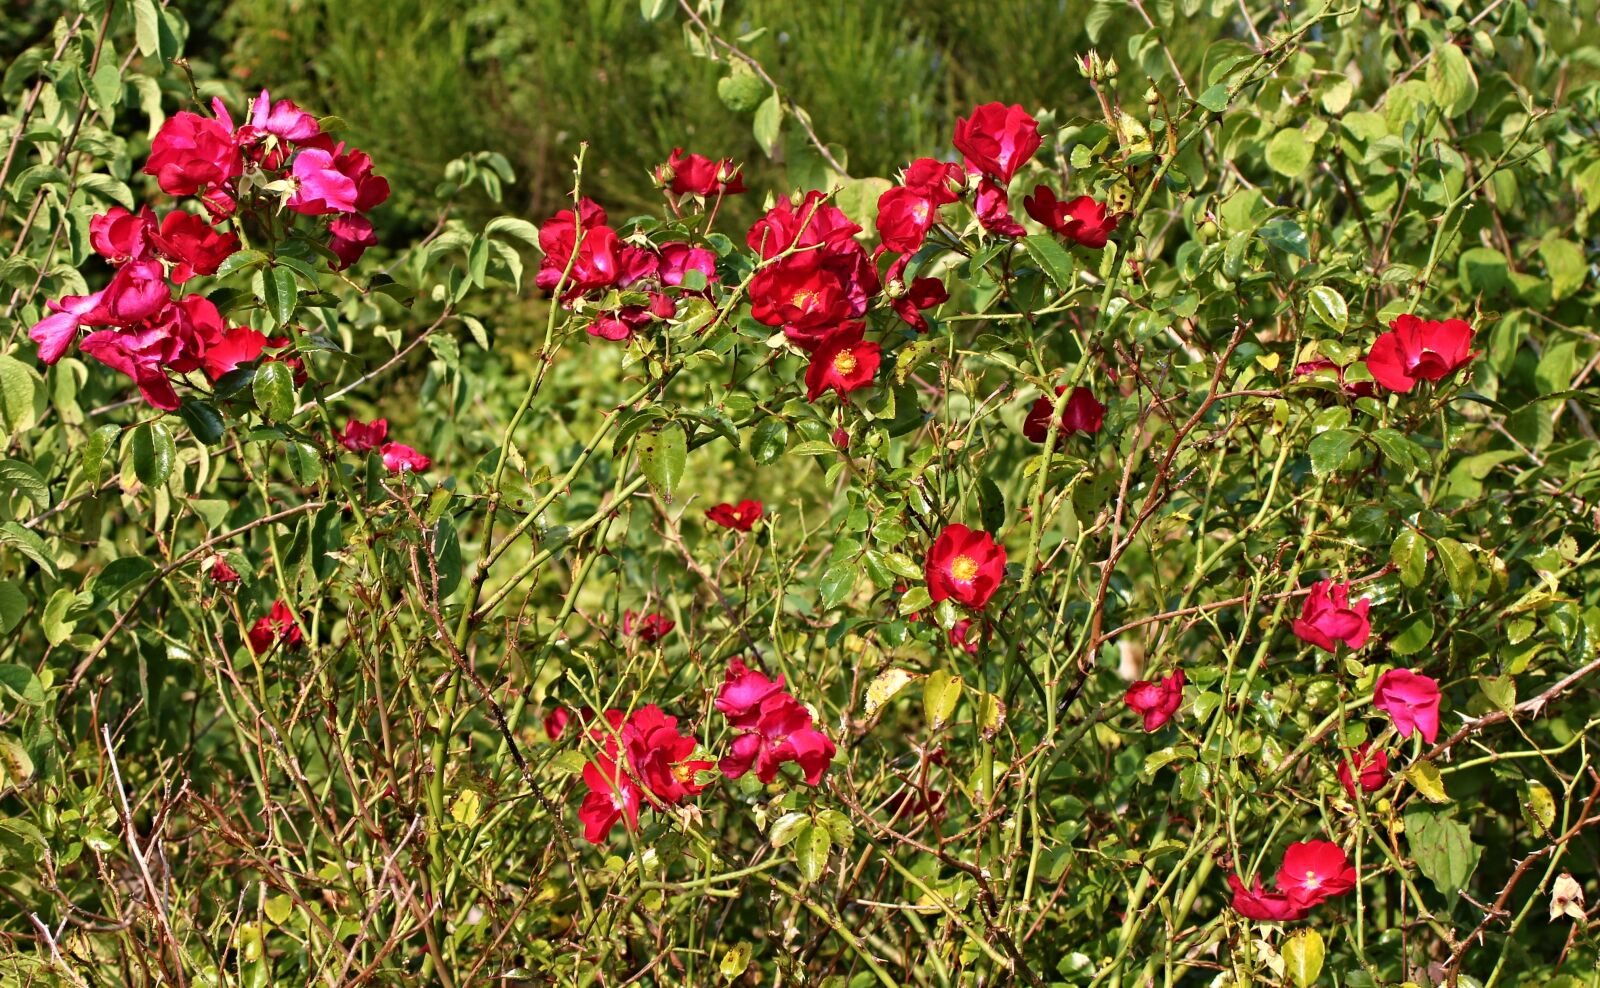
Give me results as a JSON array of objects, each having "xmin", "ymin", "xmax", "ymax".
[
  {"xmin": 833, "ymin": 351, "xmax": 859, "ymax": 375},
  {"xmin": 950, "ymin": 555, "xmax": 979, "ymax": 582}
]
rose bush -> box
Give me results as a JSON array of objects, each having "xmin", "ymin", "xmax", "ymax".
[{"xmin": 1, "ymin": 1, "xmax": 1599, "ymax": 986}]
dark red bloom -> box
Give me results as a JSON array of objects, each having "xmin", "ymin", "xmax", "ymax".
[
  {"xmin": 658, "ymin": 148, "xmax": 745, "ymax": 197},
  {"xmin": 90, "ymin": 207, "xmax": 158, "ymax": 264},
  {"xmin": 380, "ymin": 442, "xmax": 430, "ymax": 474},
  {"xmin": 202, "ymin": 327, "xmax": 270, "ymax": 382},
  {"xmin": 577, "ymin": 752, "xmax": 643, "ymax": 843},
  {"xmin": 328, "ymin": 214, "xmax": 377, "ymax": 270},
  {"xmin": 144, "ymin": 111, "xmax": 243, "ymax": 198},
  {"xmin": 1291, "ymin": 579, "xmax": 1371, "ymax": 652},
  {"xmin": 340, "ymin": 418, "xmax": 388, "ymax": 453},
  {"xmin": 1337, "ymin": 742, "xmax": 1390, "ymax": 799},
  {"xmin": 707, "ymin": 500, "xmax": 763, "ymax": 532},
  {"xmin": 1365, "ymin": 314, "xmax": 1477, "ymax": 393},
  {"xmin": 718, "ymin": 694, "xmax": 835, "ymax": 785},
  {"xmin": 248, "ymin": 600, "xmax": 304, "ymax": 655},
  {"xmin": 875, "ymin": 164, "xmax": 958, "ymax": 255},
  {"xmin": 1124, "ymin": 669, "xmax": 1185, "ymax": 731},
  {"xmin": 948, "ymin": 619, "xmax": 980, "ymax": 655},
  {"xmin": 152, "ymin": 210, "xmax": 240, "ymax": 283},
  {"xmin": 536, "ymin": 198, "xmax": 623, "ymax": 300},
  {"xmin": 1276, "ymin": 840, "xmax": 1357, "ymax": 910},
  {"xmin": 974, "ymin": 178, "xmax": 1025, "ymax": 237},
  {"xmin": 746, "ymin": 191, "xmax": 861, "ymax": 260},
  {"xmin": 1023, "ymin": 187, "xmax": 1119, "ymax": 248},
  {"xmin": 624, "ymin": 610, "xmax": 675, "ymax": 644},
  {"xmin": 715, "ymin": 658, "xmax": 786, "ymax": 728},
  {"xmin": 1227, "ymin": 874, "xmax": 1307, "ymax": 922},
  {"xmin": 657, "ymin": 242, "xmax": 718, "ymax": 288},
  {"xmin": 207, "ymin": 556, "xmax": 241, "ymax": 584},
  {"xmin": 884, "ymin": 253, "xmax": 948, "ymax": 332},
  {"xmin": 953, "ymin": 103, "xmax": 1041, "ymax": 184},
  {"xmin": 1023, "ymin": 386, "xmax": 1106, "ymax": 444},
  {"xmin": 749, "ymin": 251, "xmax": 869, "ymax": 339},
  {"xmin": 97, "ymin": 259, "xmax": 172, "ymax": 326},
  {"xmin": 925, "ymin": 524, "xmax": 1007, "ymax": 610},
  {"xmin": 805, "ymin": 324, "xmax": 880, "ymax": 402},
  {"xmin": 1373, "ymin": 668, "xmax": 1441, "ymax": 744}
]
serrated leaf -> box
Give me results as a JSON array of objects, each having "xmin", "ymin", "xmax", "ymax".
[
  {"xmin": 131, "ymin": 422, "xmax": 175, "ymax": 486},
  {"xmin": 750, "ymin": 418, "xmax": 788, "ymax": 465},
  {"xmin": 1307, "ymin": 428, "xmax": 1355, "ymax": 477},
  {"xmin": 635, "ymin": 425, "xmax": 687, "ymax": 502},
  {"xmin": 252, "ymin": 361, "xmax": 295, "ymax": 422},
  {"xmin": 1436, "ymin": 537, "xmax": 1477, "ymax": 599},
  {"xmin": 263, "ymin": 266, "xmax": 297, "ymax": 327},
  {"xmin": 753, "ymin": 94, "xmax": 783, "ymax": 158},
  {"xmin": 1307, "ymin": 286, "xmax": 1348, "ymax": 332},
  {"xmin": 769, "ymin": 812, "xmax": 810, "ymax": 848},
  {"xmin": 1391, "ymin": 530, "xmax": 1427, "ymax": 587},
  {"xmin": 1022, "ymin": 234, "xmax": 1075, "ymax": 291},
  {"xmin": 1406, "ymin": 761, "xmax": 1449, "ymax": 804},
  {"xmin": 796, "ymin": 821, "xmax": 830, "ymax": 883},
  {"xmin": 898, "ymin": 585, "xmax": 931, "ymax": 616},
  {"xmin": 1404, "ymin": 811, "xmax": 1481, "ymax": 894},
  {"xmin": 818, "ymin": 560, "xmax": 858, "ymax": 610}
]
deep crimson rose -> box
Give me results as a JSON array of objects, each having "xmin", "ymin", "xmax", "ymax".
[
  {"xmin": 659, "ymin": 148, "xmax": 746, "ymax": 197},
  {"xmin": 216, "ymin": 89, "xmax": 322, "ymax": 168},
  {"xmin": 656, "ymin": 242, "xmax": 717, "ymax": 288},
  {"xmin": 29, "ymin": 291, "xmax": 104, "ymax": 364},
  {"xmin": 152, "ymin": 211, "xmax": 240, "ymax": 283},
  {"xmin": 1227, "ymin": 874, "xmax": 1307, "ymax": 922},
  {"xmin": 621, "ymin": 705, "xmax": 714, "ymax": 805},
  {"xmin": 718, "ymin": 694, "xmax": 835, "ymax": 785},
  {"xmin": 902, "ymin": 157, "xmax": 963, "ymax": 201},
  {"xmin": 831, "ymin": 428, "xmax": 850, "ymax": 451},
  {"xmin": 157, "ymin": 294, "xmax": 228, "ymax": 375},
  {"xmin": 1373, "ymin": 668, "xmax": 1441, "ymax": 743},
  {"xmin": 1294, "ymin": 358, "xmax": 1377, "ymax": 399},
  {"xmin": 1124, "ymin": 669, "xmax": 1185, "ymax": 731},
  {"xmin": 1291, "ymin": 579, "xmax": 1371, "ymax": 652},
  {"xmin": 805, "ymin": 324, "xmax": 881, "ymax": 402},
  {"xmin": 1337, "ymin": 742, "xmax": 1390, "ymax": 799},
  {"xmin": 79, "ymin": 326, "xmax": 182, "ymax": 410},
  {"xmin": 749, "ymin": 253, "xmax": 856, "ymax": 334},
  {"xmin": 1023, "ymin": 187, "xmax": 1120, "ymax": 248},
  {"xmin": 1365, "ymin": 314, "xmax": 1478, "ymax": 393},
  {"xmin": 340, "ymin": 418, "xmax": 389, "ymax": 453},
  {"xmin": 328, "ymin": 214, "xmax": 377, "ymax": 270},
  {"xmin": 885, "ymin": 253, "xmax": 949, "ymax": 332},
  {"xmin": 715, "ymin": 659, "xmax": 786, "ymax": 728},
  {"xmin": 90, "ymin": 207, "xmax": 158, "ymax": 263},
  {"xmin": 202, "ymin": 327, "xmax": 270, "ymax": 382},
  {"xmin": 1276, "ymin": 840, "xmax": 1357, "ymax": 910},
  {"xmin": 98, "ymin": 259, "xmax": 172, "ymax": 326},
  {"xmin": 926, "ymin": 524, "xmax": 1007, "ymax": 609},
  {"xmin": 544, "ymin": 705, "xmax": 596, "ymax": 741},
  {"xmin": 623, "ymin": 610, "xmax": 675, "ymax": 644},
  {"xmin": 144, "ymin": 111, "xmax": 243, "ymax": 197},
  {"xmin": 380, "ymin": 442, "xmax": 430, "ymax": 474},
  {"xmin": 948, "ymin": 619, "xmax": 980, "ymax": 655},
  {"xmin": 876, "ymin": 185, "xmax": 943, "ymax": 254},
  {"xmin": 746, "ymin": 191, "xmax": 861, "ymax": 260},
  {"xmin": 707, "ymin": 499, "xmax": 764, "ymax": 532},
  {"xmin": 536, "ymin": 199, "xmax": 623, "ymax": 299},
  {"xmin": 247, "ymin": 600, "xmax": 304, "ymax": 655},
  {"xmin": 953, "ymin": 102, "xmax": 1041, "ymax": 183},
  {"xmin": 287, "ymin": 145, "xmax": 390, "ymax": 215},
  {"xmin": 1024, "ymin": 386, "xmax": 1106, "ymax": 444},
  {"xmin": 207, "ymin": 556, "xmax": 241, "ymax": 584},
  {"xmin": 577, "ymin": 753, "xmax": 643, "ymax": 843},
  {"xmin": 974, "ymin": 178, "xmax": 1025, "ymax": 236}
]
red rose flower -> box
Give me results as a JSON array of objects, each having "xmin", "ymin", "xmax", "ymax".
[
  {"xmin": 926, "ymin": 524, "xmax": 1007, "ymax": 610},
  {"xmin": 287, "ymin": 145, "xmax": 390, "ymax": 216},
  {"xmin": 248, "ymin": 600, "xmax": 304, "ymax": 655},
  {"xmin": 1227, "ymin": 874, "xmax": 1308, "ymax": 922},
  {"xmin": 144, "ymin": 111, "xmax": 243, "ymax": 198},
  {"xmin": 718, "ymin": 693, "xmax": 836, "ymax": 785},
  {"xmin": 953, "ymin": 103, "xmax": 1041, "ymax": 184},
  {"xmin": 152, "ymin": 210, "xmax": 240, "ymax": 283},
  {"xmin": 1123, "ymin": 669, "xmax": 1185, "ymax": 731},
  {"xmin": 328, "ymin": 214, "xmax": 377, "ymax": 270},
  {"xmin": 875, "ymin": 159, "xmax": 963, "ymax": 255},
  {"xmin": 206, "ymin": 556, "xmax": 241, "ymax": 584},
  {"xmin": 1275, "ymin": 840, "xmax": 1357, "ymax": 910},
  {"xmin": 623, "ymin": 610, "xmax": 675, "ymax": 644},
  {"xmin": 97, "ymin": 259, "xmax": 172, "ymax": 326},
  {"xmin": 885, "ymin": 253, "xmax": 949, "ymax": 332},
  {"xmin": 746, "ymin": 191, "xmax": 861, "ymax": 260},
  {"xmin": 707, "ymin": 500, "xmax": 763, "ymax": 532},
  {"xmin": 658, "ymin": 148, "xmax": 745, "ymax": 197},
  {"xmin": 1023, "ymin": 187, "xmax": 1120, "ymax": 248},
  {"xmin": 202, "ymin": 327, "xmax": 270, "ymax": 382},
  {"xmin": 1290, "ymin": 579, "xmax": 1371, "ymax": 652},
  {"xmin": 29, "ymin": 292, "xmax": 105, "ymax": 365},
  {"xmin": 340, "ymin": 418, "xmax": 389, "ymax": 453},
  {"xmin": 948, "ymin": 619, "xmax": 980, "ymax": 655},
  {"xmin": 1023, "ymin": 386, "xmax": 1106, "ymax": 444},
  {"xmin": 1365, "ymin": 314, "xmax": 1478, "ymax": 393},
  {"xmin": 1373, "ymin": 668, "xmax": 1441, "ymax": 744},
  {"xmin": 89, "ymin": 207, "xmax": 158, "ymax": 264},
  {"xmin": 577, "ymin": 752, "xmax": 644, "ymax": 843},
  {"xmin": 715, "ymin": 659, "xmax": 786, "ymax": 728},
  {"xmin": 380, "ymin": 442, "xmax": 430, "ymax": 474},
  {"xmin": 974, "ymin": 178, "xmax": 1025, "ymax": 236},
  {"xmin": 1337, "ymin": 742, "xmax": 1390, "ymax": 799},
  {"xmin": 805, "ymin": 324, "xmax": 881, "ymax": 402},
  {"xmin": 536, "ymin": 198, "xmax": 623, "ymax": 300}
]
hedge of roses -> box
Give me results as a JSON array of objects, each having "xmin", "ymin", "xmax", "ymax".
[{"xmin": 1, "ymin": 1, "xmax": 1598, "ymax": 986}]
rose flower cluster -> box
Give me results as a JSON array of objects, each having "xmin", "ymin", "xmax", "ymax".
[{"xmin": 29, "ymin": 90, "xmax": 389, "ymax": 412}]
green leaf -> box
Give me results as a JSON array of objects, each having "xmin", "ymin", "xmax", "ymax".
[
  {"xmin": 769, "ymin": 812, "xmax": 810, "ymax": 848},
  {"xmin": 835, "ymin": 177, "xmax": 891, "ymax": 227},
  {"xmin": 1265, "ymin": 129, "xmax": 1312, "ymax": 177},
  {"xmin": 1388, "ymin": 611, "xmax": 1433, "ymax": 656},
  {"xmin": 1538, "ymin": 239, "xmax": 1586, "ymax": 302},
  {"xmin": 0, "ymin": 523, "xmax": 57, "ymax": 578},
  {"xmin": 815, "ymin": 809, "xmax": 853, "ymax": 845},
  {"xmin": 1391, "ymin": 530, "xmax": 1427, "ymax": 587},
  {"xmin": 252, "ymin": 361, "xmax": 295, "ymax": 422},
  {"xmin": 42, "ymin": 588, "xmax": 80, "ymax": 646},
  {"xmin": 0, "ymin": 735, "xmax": 34, "ymax": 789},
  {"xmin": 1196, "ymin": 84, "xmax": 1230, "ymax": 113},
  {"xmin": 1307, "ymin": 286, "xmax": 1348, "ymax": 332},
  {"xmin": 895, "ymin": 338, "xmax": 939, "ymax": 385},
  {"xmin": 923, "ymin": 670, "xmax": 963, "ymax": 729},
  {"xmin": 1406, "ymin": 761, "xmax": 1449, "ymax": 804},
  {"xmin": 750, "ymin": 418, "xmax": 788, "ymax": 465},
  {"xmin": 263, "ymin": 894, "xmax": 294, "ymax": 927},
  {"xmin": 92, "ymin": 556, "xmax": 155, "ymax": 604},
  {"xmin": 718, "ymin": 943, "xmax": 751, "ymax": 982},
  {"xmin": 0, "ymin": 664, "xmax": 44, "ymax": 706},
  {"xmin": 263, "ymin": 266, "xmax": 298, "ymax": 327},
  {"xmin": 1281, "ymin": 929, "xmax": 1325, "ymax": 988},
  {"xmin": 753, "ymin": 94, "xmax": 784, "ymax": 158},
  {"xmin": 1404, "ymin": 811, "xmax": 1481, "ymax": 894},
  {"xmin": 635, "ymin": 425, "xmax": 687, "ymax": 502},
  {"xmin": 1307, "ymin": 428, "xmax": 1356, "ymax": 477},
  {"xmin": 1436, "ymin": 537, "xmax": 1477, "ymax": 599},
  {"xmin": 0, "ymin": 459, "xmax": 50, "ymax": 511},
  {"xmin": 132, "ymin": 0, "xmax": 161, "ymax": 57},
  {"xmin": 639, "ymin": 0, "xmax": 672, "ymax": 21},
  {"xmin": 1522, "ymin": 781, "xmax": 1556, "ymax": 837},
  {"xmin": 898, "ymin": 585, "xmax": 931, "ymax": 616},
  {"xmin": 796, "ymin": 821, "xmax": 831, "ymax": 883},
  {"xmin": 485, "ymin": 216, "xmax": 540, "ymax": 247},
  {"xmin": 818, "ymin": 560, "xmax": 858, "ymax": 610},
  {"xmin": 1259, "ymin": 218, "xmax": 1310, "ymax": 259},
  {"xmin": 178, "ymin": 400, "xmax": 226, "ymax": 445},
  {"xmin": 131, "ymin": 422, "xmax": 175, "ymax": 487},
  {"xmin": 1478, "ymin": 674, "xmax": 1515, "ymax": 713},
  {"xmin": 214, "ymin": 249, "xmax": 268, "ymax": 280},
  {"xmin": 0, "ymin": 355, "xmax": 41, "ymax": 440},
  {"xmin": 0, "ymin": 583, "xmax": 26, "ymax": 635},
  {"xmin": 1022, "ymin": 234, "xmax": 1076, "ymax": 292},
  {"xmin": 1426, "ymin": 43, "xmax": 1478, "ymax": 118}
]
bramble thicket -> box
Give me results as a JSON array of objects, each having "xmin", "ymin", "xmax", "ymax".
[{"xmin": 2, "ymin": 0, "xmax": 1600, "ymax": 985}]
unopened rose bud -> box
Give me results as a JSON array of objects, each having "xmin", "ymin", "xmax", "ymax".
[
  {"xmin": 885, "ymin": 276, "xmax": 908, "ymax": 299},
  {"xmin": 831, "ymin": 428, "xmax": 849, "ymax": 451},
  {"xmin": 1104, "ymin": 56, "xmax": 1120, "ymax": 79},
  {"xmin": 1144, "ymin": 86, "xmax": 1160, "ymax": 106},
  {"xmin": 652, "ymin": 164, "xmax": 674, "ymax": 190}
]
